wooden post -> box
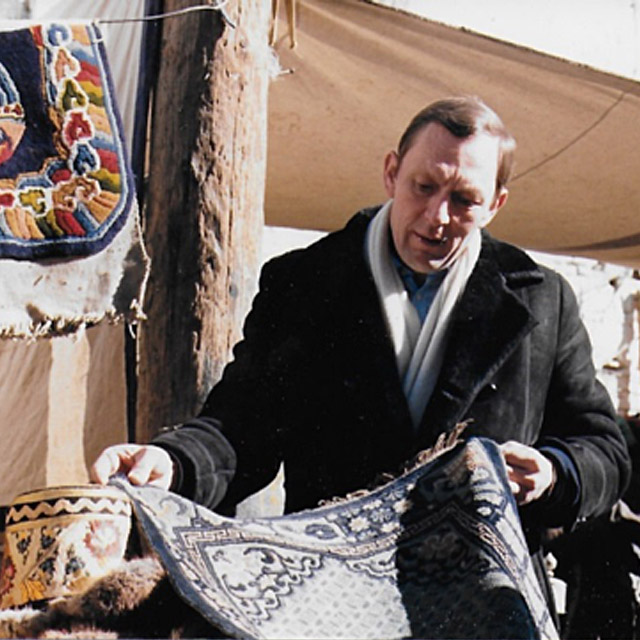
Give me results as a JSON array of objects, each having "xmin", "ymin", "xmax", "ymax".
[{"xmin": 136, "ymin": 0, "xmax": 270, "ymax": 441}]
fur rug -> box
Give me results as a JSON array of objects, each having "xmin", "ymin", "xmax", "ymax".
[{"xmin": 0, "ymin": 555, "xmax": 218, "ymax": 638}]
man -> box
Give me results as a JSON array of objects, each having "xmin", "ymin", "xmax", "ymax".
[{"xmin": 92, "ymin": 96, "xmax": 630, "ymax": 615}]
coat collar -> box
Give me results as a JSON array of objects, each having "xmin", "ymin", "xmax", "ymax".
[
  {"xmin": 335, "ymin": 209, "xmax": 546, "ymax": 446},
  {"xmin": 416, "ymin": 231, "xmax": 544, "ymax": 446}
]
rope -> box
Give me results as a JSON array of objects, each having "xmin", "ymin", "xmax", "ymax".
[{"xmin": 98, "ymin": 2, "xmax": 236, "ymax": 29}]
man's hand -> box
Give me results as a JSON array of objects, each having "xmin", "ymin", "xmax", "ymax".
[
  {"xmin": 90, "ymin": 444, "xmax": 174, "ymax": 490},
  {"xmin": 499, "ymin": 441, "xmax": 556, "ymax": 505}
]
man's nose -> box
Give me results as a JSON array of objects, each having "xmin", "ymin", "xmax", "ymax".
[{"xmin": 424, "ymin": 197, "xmax": 450, "ymax": 226}]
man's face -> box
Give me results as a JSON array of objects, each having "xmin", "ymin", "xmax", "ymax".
[{"xmin": 383, "ymin": 122, "xmax": 508, "ymax": 273}]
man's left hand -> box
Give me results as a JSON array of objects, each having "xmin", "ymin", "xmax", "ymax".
[{"xmin": 499, "ymin": 441, "xmax": 556, "ymax": 505}]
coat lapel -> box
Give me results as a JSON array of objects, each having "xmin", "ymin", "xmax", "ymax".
[
  {"xmin": 328, "ymin": 209, "xmax": 416, "ymax": 441},
  {"xmin": 334, "ymin": 212, "xmax": 545, "ymax": 450},
  {"xmin": 416, "ymin": 235, "xmax": 543, "ymax": 447}
]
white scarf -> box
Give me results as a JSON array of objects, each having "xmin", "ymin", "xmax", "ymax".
[{"xmin": 365, "ymin": 201, "xmax": 481, "ymax": 427}]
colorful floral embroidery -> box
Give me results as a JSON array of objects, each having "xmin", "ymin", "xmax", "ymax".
[
  {"xmin": 0, "ymin": 22, "xmax": 132, "ymax": 259},
  {"xmin": 83, "ymin": 519, "xmax": 125, "ymax": 560}
]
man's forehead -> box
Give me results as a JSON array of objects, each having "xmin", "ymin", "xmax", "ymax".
[
  {"xmin": 409, "ymin": 124, "xmax": 500, "ymax": 161},
  {"xmin": 415, "ymin": 149, "xmax": 498, "ymax": 187}
]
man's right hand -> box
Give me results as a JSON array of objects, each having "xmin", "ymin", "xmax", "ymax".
[{"xmin": 90, "ymin": 444, "xmax": 174, "ymax": 490}]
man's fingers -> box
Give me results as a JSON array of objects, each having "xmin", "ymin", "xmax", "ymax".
[
  {"xmin": 499, "ymin": 440, "xmax": 555, "ymax": 505},
  {"xmin": 504, "ymin": 464, "xmax": 536, "ymax": 503},
  {"xmin": 90, "ymin": 444, "xmax": 173, "ymax": 489},
  {"xmin": 89, "ymin": 454, "xmax": 115, "ymax": 485},
  {"xmin": 127, "ymin": 447, "xmax": 173, "ymax": 489},
  {"xmin": 505, "ymin": 466, "xmax": 529, "ymax": 487},
  {"xmin": 500, "ymin": 440, "xmax": 539, "ymax": 472},
  {"xmin": 127, "ymin": 449, "xmax": 156, "ymax": 485},
  {"xmin": 90, "ymin": 445, "xmax": 137, "ymax": 485}
]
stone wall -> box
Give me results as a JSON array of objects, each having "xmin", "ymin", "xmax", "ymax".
[{"xmin": 530, "ymin": 251, "xmax": 640, "ymax": 418}]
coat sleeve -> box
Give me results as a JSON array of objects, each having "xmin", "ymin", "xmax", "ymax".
[
  {"xmin": 152, "ymin": 253, "xmax": 301, "ymax": 512},
  {"xmin": 535, "ymin": 272, "xmax": 631, "ymax": 526}
]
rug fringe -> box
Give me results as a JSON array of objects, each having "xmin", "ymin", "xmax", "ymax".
[{"xmin": 319, "ymin": 421, "xmax": 470, "ymax": 506}]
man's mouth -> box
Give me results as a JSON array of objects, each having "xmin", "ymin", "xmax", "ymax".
[{"xmin": 416, "ymin": 232, "xmax": 447, "ymax": 246}]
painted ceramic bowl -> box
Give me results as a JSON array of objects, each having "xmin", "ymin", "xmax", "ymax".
[{"xmin": 0, "ymin": 484, "xmax": 131, "ymax": 608}]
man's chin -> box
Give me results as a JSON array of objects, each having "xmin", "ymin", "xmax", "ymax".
[
  {"xmin": 422, "ymin": 260, "xmax": 449, "ymax": 273},
  {"xmin": 412, "ymin": 253, "xmax": 453, "ymax": 274},
  {"xmin": 411, "ymin": 239, "xmax": 471, "ymax": 272}
]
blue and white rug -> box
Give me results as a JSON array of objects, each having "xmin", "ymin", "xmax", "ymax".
[{"xmin": 116, "ymin": 437, "xmax": 558, "ymax": 640}]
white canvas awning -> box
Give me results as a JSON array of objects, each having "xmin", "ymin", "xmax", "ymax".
[{"xmin": 266, "ymin": 0, "xmax": 640, "ymax": 267}]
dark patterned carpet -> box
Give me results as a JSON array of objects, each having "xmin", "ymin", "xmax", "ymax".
[{"xmin": 115, "ymin": 437, "xmax": 557, "ymax": 639}]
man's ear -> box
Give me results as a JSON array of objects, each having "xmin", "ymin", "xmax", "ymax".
[
  {"xmin": 494, "ymin": 188, "xmax": 509, "ymax": 212},
  {"xmin": 383, "ymin": 151, "xmax": 399, "ymax": 199},
  {"xmin": 481, "ymin": 188, "xmax": 509, "ymax": 228}
]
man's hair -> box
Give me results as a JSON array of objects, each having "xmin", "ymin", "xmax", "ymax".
[{"xmin": 397, "ymin": 96, "xmax": 516, "ymax": 194}]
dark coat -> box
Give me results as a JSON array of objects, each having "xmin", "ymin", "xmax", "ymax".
[{"xmin": 154, "ymin": 208, "xmax": 630, "ymax": 538}]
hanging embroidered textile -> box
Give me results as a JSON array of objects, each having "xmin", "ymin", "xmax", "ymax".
[
  {"xmin": 0, "ymin": 22, "xmax": 131, "ymax": 258},
  {"xmin": 114, "ymin": 438, "xmax": 558, "ymax": 639},
  {"xmin": 0, "ymin": 21, "xmax": 147, "ymax": 336}
]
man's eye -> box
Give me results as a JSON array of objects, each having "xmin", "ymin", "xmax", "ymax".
[
  {"xmin": 451, "ymin": 193, "xmax": 475, "ymax": 207},
  {"xmin": 417, "ymin": 183, "xmax": 435, "ymax": 194}
]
